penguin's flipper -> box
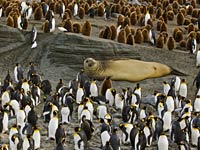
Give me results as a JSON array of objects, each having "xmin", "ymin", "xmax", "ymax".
[
  {"xmin": 124, "ymin": 130, "xmax": 129, "ymax": 142},
  {"xmin": 78, "ymin": 139, "xmax": 83, "ymax": 149}
]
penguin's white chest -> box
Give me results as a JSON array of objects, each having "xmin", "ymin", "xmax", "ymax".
[
  {"xmin": 61, "ymin": 106, "xmax": 70, "ymax": 123},
  {"xmin": 48, "ymin": 117, "xmax": 58, "ymax": 139}
]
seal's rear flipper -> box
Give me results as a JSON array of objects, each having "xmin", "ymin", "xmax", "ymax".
[{"xmin": 171, "ymin": 68, "xmax": 187, "ymax": 76}]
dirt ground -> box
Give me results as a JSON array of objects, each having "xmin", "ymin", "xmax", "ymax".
[{"xmin": 0, "ymin": 1, "xmax": 200, "ymax": 150}]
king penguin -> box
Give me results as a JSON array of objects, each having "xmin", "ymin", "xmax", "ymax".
[
  {"xmin": 194, "ymin": 95, "xmax": 200, "ymax": 112},
  {"xmin": 73, "ymin": 127, "xmax": 88, "ymax": 150},
  {"xmin": 32, "ymin": 126, "xmax": 41, "ymax": 150},
  {"xmin": 144, "ymin": 10, "xmax": 150, "ymax": 26},
  {"xmin": 22, "ymin": 134, "xmax": 35, "ymax": 150},
  {"xmin": 0, "ymin": 5, "xmax": 2, "ymax": 18},
  {"xmin": 191, "ymin": 125, "xmax": 200, "ymax": 147},
  {"xmin": 9, "ymin": 124, "xmax": 19, "ymax": 150},
  {"xmin": 179, "ymin": 79, "xmax": 187, "ymax": 98},
  {"xmin": 0, "ymin": 109, "xmax": 8, "ymax": 134},
  {"xmin": 90, "ymin": 80, "xmax": 98, "ymax": 97},
  {"xmin": 55, "ymin": 123, "xmax": 66, "ymax": 144},
  {"xmin": 14, "ymin": 63, "xmax": 23, "ymax": 84},
  {"xmin": 190, "ymin": 36, "xmax": 197, "ymax": 54},
  {"xmin": 196, "ymin": 49, "xmax": 200, "ymax": 67},
  {"xmin": 119, "ymin": 123, "xmax": 133, "ymax": 144},
  {"xmin": 73, "ymin": 2, "xmax": 78, "ymax": 17},
  {"xmin": 157, "ymin": 132, "xmax": 169, "ymax": 150},
  {"xmin": 48, "ymin": 110, "xmax": 59, "ymax": 140},
  {"xmin": 109, "ymin": 128, "xmax": 120, "ymax": 150},
  {"xmin": 105, "ymin": 88, "xmax": 116, "ymax": 107},
  {"xmin": 31, "ymin": 25, "xmax": 37, "ymax": 49}
]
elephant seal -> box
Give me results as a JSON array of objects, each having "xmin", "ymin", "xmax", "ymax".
[{"xmin": 83, "ymin": 58, "xmax": 186, "ymax": 82}]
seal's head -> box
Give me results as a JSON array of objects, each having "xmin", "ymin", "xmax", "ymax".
[{"xmin": 84, "ymin": 58, "xmax": 98, "ymax": 71}]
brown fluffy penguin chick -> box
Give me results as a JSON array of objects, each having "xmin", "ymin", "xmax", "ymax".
[
  {"xmin": 82, "ymin": 20, "xmax": 92, "ymax": 36},
  {"xmin": 162, "ymin": 10, "xmax": 168, "ymax": 24},
  {"xmin": 151, "ymin": 0, "xmax": 157, "ymax": 6},
  {"xmin": 130, "ymin": 12, "xmax": 137, "ymax": 25},
  {"xmin": 62, "ymin": 12, "xmax": 71, "ymax": 21},
  {"xmin": 43, "ymin": 20, "xmax": 50, "ymax": 33},
  {"xmin": 157, "ymin": 20, "xmax": 163, "ymax": 31},
  {"xmin": 22, "ymin": 17, "xmax": 28, "ymax": 30},
  {"xmin": 148, "ymin": 4, "xmax": 154, "ymax": 14},
  {"xmin": 78, "ymin": 7, "xmax": 85, "ymax": 19},
  {"xmin": 62, "ymin": 19, "xmax": 73, "ymax": 32},
  {"xmin": 160, "ymin": 22, "xmax": 168, "ymax": 33},
  {"xmin": 6, "ymin": 15, "xmax": 14, "ymax": 27},
  {"xmin": 196, "ymin": 31, "xmax": 200, "ymax": 44},
  {"xmin": 100, "ymin": 76, "xmax": 112, "ymax": 96},
  {"xmin": 187, "ymin": 5, "xmax": 193, "ymax": 15},
  {"xmin": 179, "ymin": 40, "xmax": 186, "ymax": 48},
  {"xmin": 103, "ymin": 26, "xmax": 112, "ymax": 39},
  {"xmin": 177, "ymin": 11, "xmax": 184, "ymax": 25},
  {"xmin": 191, "ymin": 0, "xmax": 197, "ymax": 8},
  {"xmin": 134, "ymin": 29, "xmax": 144, "ymax": 44},
  {"xmin": 187, "ymin": 23, "xmax": 196, "ymax": 34},
  {"xmin": 34, "ymin": 6, "xmax": 43, "ymax": 20},
  {"xmin": 117, "ymin": 14, "xmax": 124, "ymax": 26},
  {"xmin": 167, "ymin": 36, "xmax": 175, "ymax": 50},
  {"xmin": 73, "ymin": 22, "xmax": 82, "ymax": 33},
  {"xmin": 172, "ymin": 1, "xmax": 179, "ymax": 11},
  {"xmin": 5, "ymin": 6, "xmax": 12, "ymax": 17},
  {"xmin": 126, "ymin": 33, "xmax": 134, "ymax": 45},
  {"xmin": 174, "ymin": 30, "xmax": 184, "ymax": 42},
  {"xmin": 123, "ymin": 16, "xmax": 131, "ymax": 27},
  {"xmin": 142, "ymin": 28, "xmax": 149, "ymax": 42},
  {"xmin": 173, "ymin": 27, "xmax": 182, "ymax": 39},
  {"xmin": 156, "ymin": 34, "xmax": 164, "ymax": 48},
  {"xmin": 115, "ymin": 4, "xmax": 121, "ymax": 14},
  {"xmin": 32, "ymin": 1, "xmax": 39, "ymax": 12},
  {"xmin": 191, "ymin": 9, "xmax": 198, "ymax": 18},
  {"xmin": 166, "ymin": 4, "xmax": 173, "ymax": 12},
  {"xmin": 178, "ymin": 0, "xmax": 184, "ymax": 5},
  {"xmin": 184, "ymin": 18, "xmax": 191, "ymax": 25},
  {"xmin": 12, "ymin": 13, "xmax": 18, "ymax": 28},
  {"xmin": 110, "ymin": 25, "xmax": 117, "ymax": 40},
  {"xmin": 99, "ymin": 29, "xmax": 104, "ymax": 38},
  {"xmin": 191, "ymin": 18, "xmax": 198, "ymax": 24},
  {"xmin": 84, "ymin": 3, "xmax": 89, "ymax": 14},
  {"xmin": 167, "ymin": 10, "xmax": 174, "ymax": 21},
  {"xmin": 180, "ymin": 7, "xmax": 186, "ymax": 16},
  {"xmin": 161, "ymin": 32, "xmax": 169, "ymax": 44},
  {"xmin": 98, "ymin": 4, "xmax": 104, "ymax": 17},
  {"xmin": 156, "ymin": 7, "xmax": 162, "ymax": 19},
  {"xmin": 65, "ymin": 9, "xmax": 72, "ymax": 19},
  {"xmin": 187, "ymin": 31, "xmax": 196, "ymax": 39},
  {"xmin": 124, "ymin": 25, "xmax": 131, "ymax": 36},
  {"xmin": 117, "ymin": 29, "xmax": 127, "ymax": 44}
]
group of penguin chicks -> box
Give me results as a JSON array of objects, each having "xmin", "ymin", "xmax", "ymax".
[{"xmin": 1, "ymin": 61, "xmax": 200, "ymax": 150}]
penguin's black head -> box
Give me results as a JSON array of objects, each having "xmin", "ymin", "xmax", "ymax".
[
  {"xmin": 53, "ymin": 110, "xmax": 58, "ymax": 117},
  {"xmin": 11, "ymin": 134, "xmax": 16, "ymax": 142},
  {"xmin": 58, "ymin": 122, "xmax": 63, "ymax": 127},
  {"xmin": 74, "ymin": 127, "xmax": 80, "ymax": 132},
  {"xmin": 81, "ymin": 115, "xmax": 86, "ymax": 121},
  {"xmin": 113, "ymin": 128, "xmax": 118, "ymax": 133}
]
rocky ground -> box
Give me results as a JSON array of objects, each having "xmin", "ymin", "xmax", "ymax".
[{"xmin": 0, "ymin": 1, "xmax": 200, "ymax": 150}]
